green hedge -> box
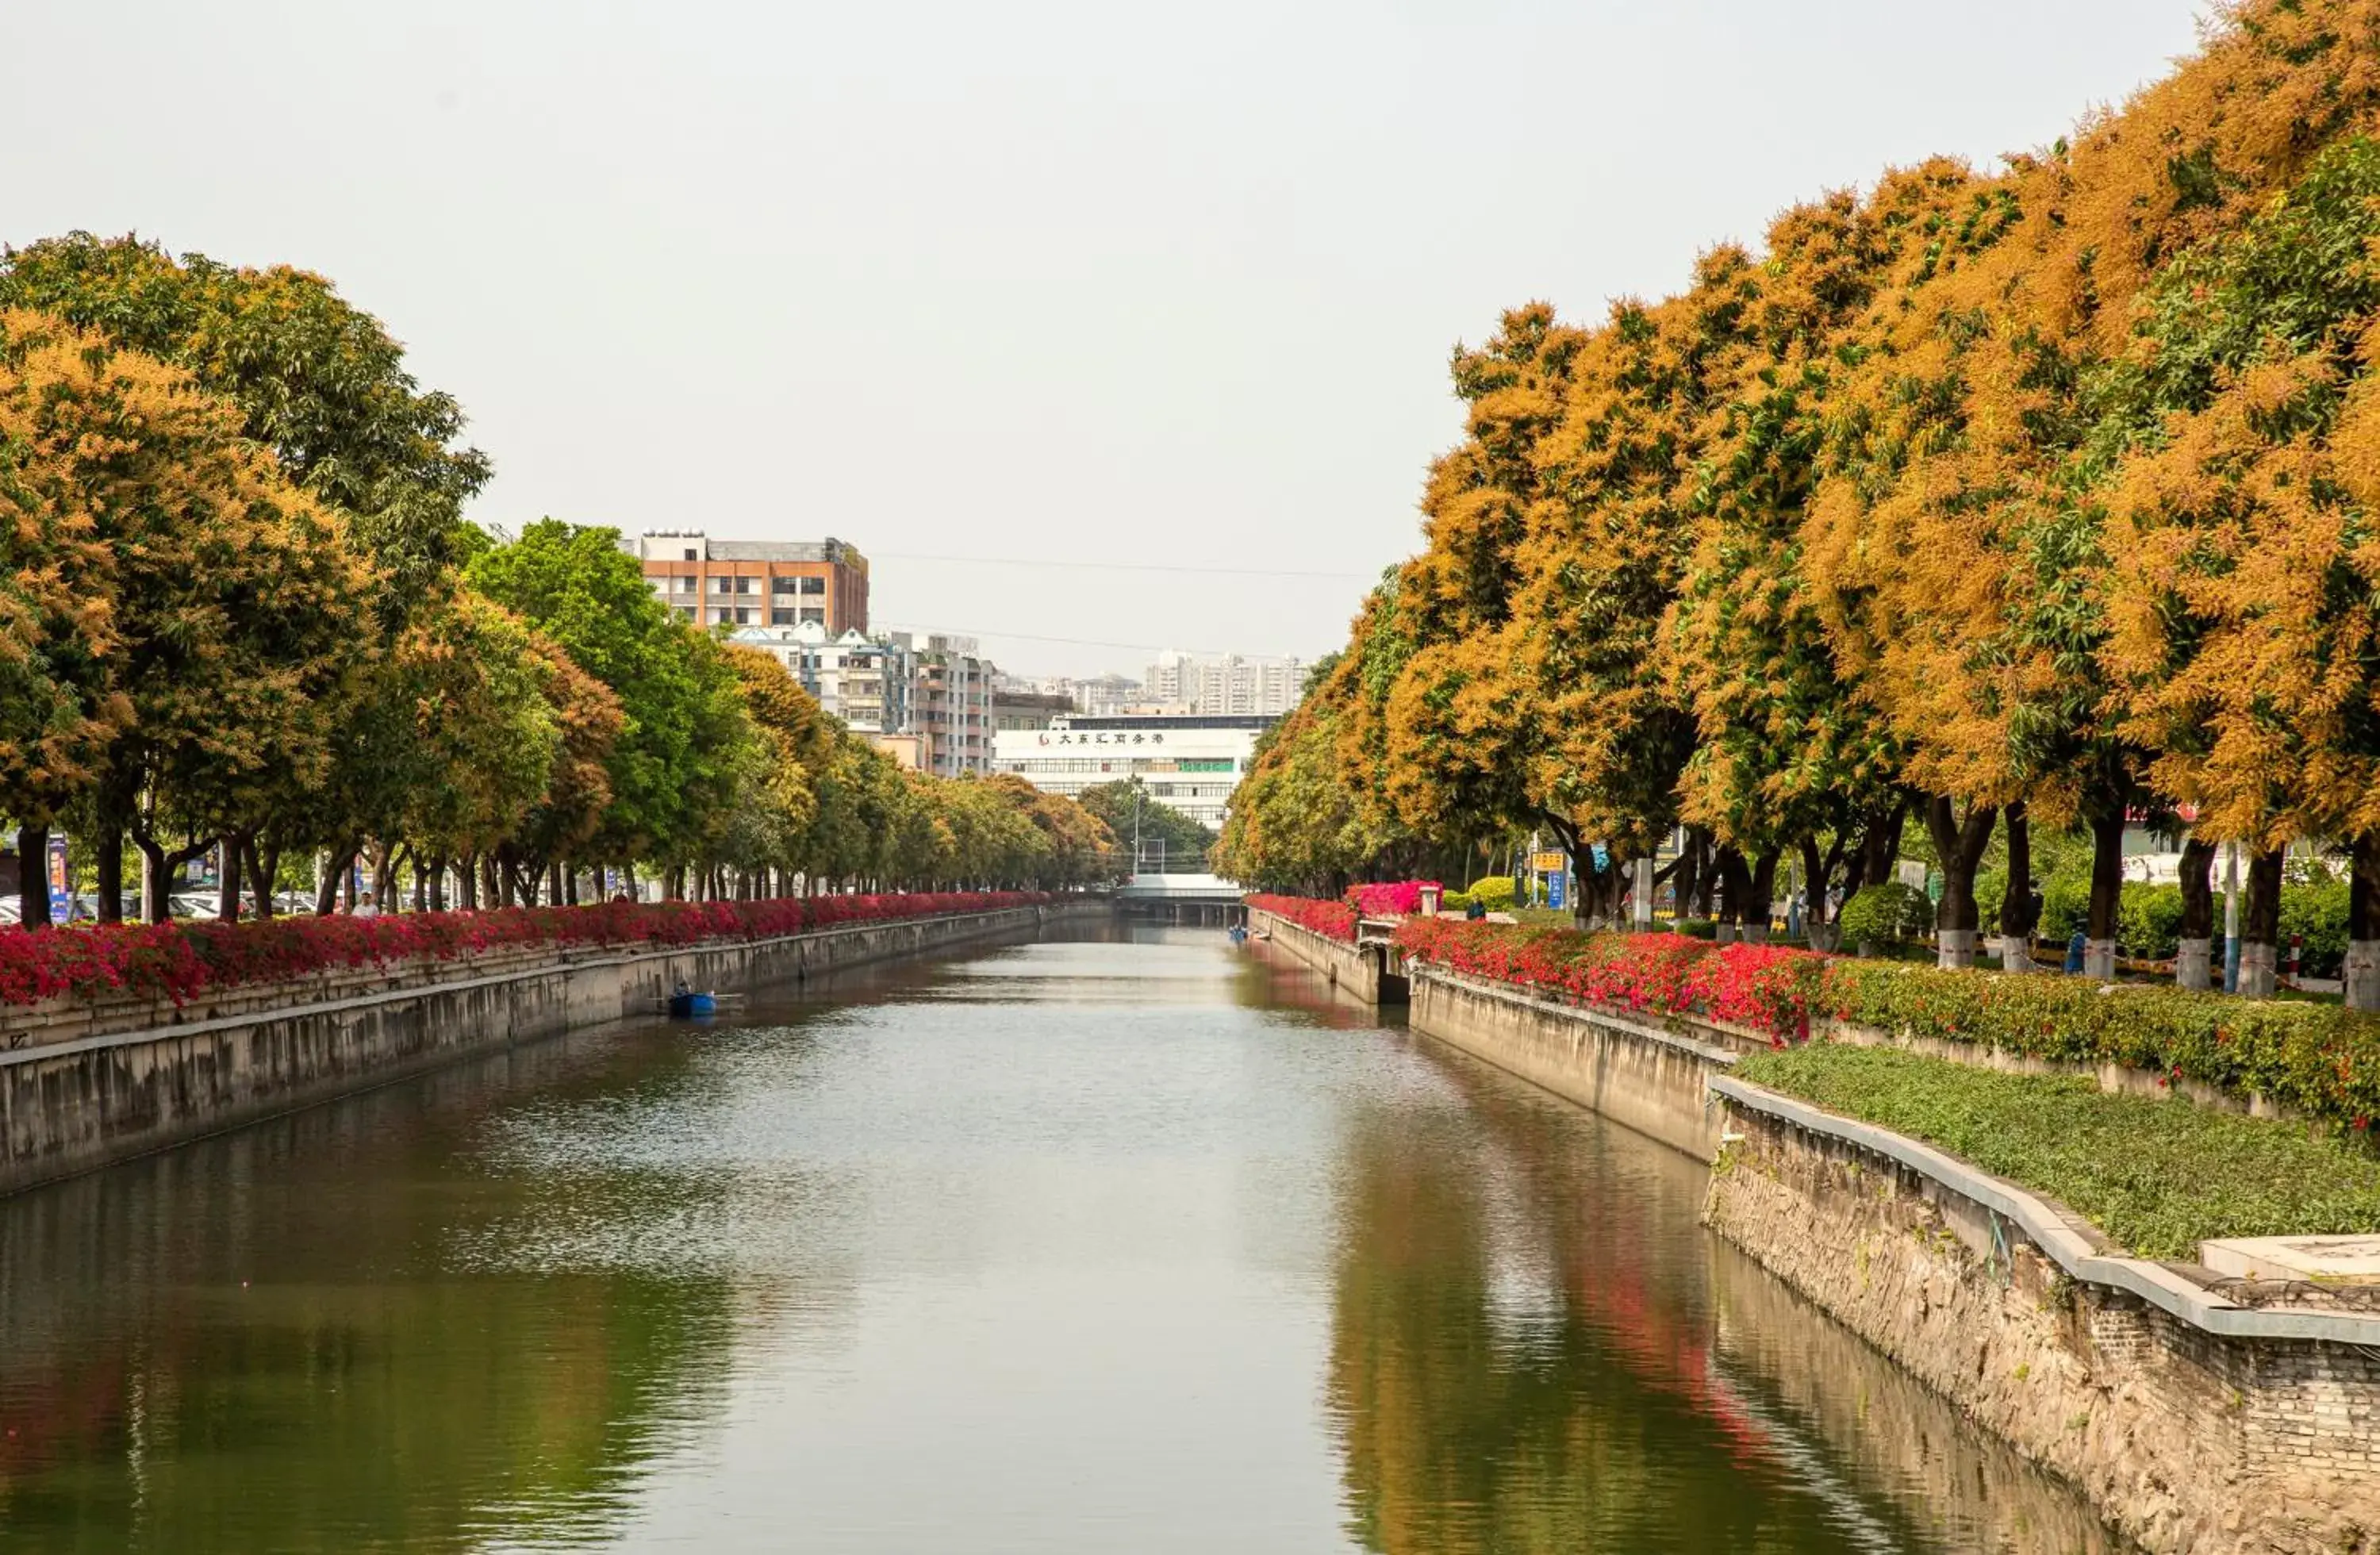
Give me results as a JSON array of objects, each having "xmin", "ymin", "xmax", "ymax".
[
  {"xmin": 1821, "ymin": 958, "xmax": 2380, "ymax": 1133},
  {"xmin": 1737, "ymin": 1044, "xmax": 2380, "ymax": 1259}
]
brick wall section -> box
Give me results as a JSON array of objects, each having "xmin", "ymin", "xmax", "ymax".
[{"xmin": 1706, "ymin": 1109, "xmax": 2380, "ymax": 1554}]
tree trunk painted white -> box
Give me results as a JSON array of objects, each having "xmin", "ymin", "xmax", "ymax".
[
  {"xmin": 1633, "ymin": 855, "xmax": 1654, "ymax": 930},
  {"xmin": 2239, "ymin": 942, "xmax": 2278, "ymax": 999},
  {"xmin": 1714, "ymin": 923, "xmax": 1735, "ymax": 945},
  {"xmin": 2346, "ymin": 940, "xmax": 2380, "ymax": 1012},
  {"xmin": 1998, "ymin": 934, "xmax": 2035, "ymax": 973},
  {"xmin": 1937, "ymin": 928, "xmax": 1978, "ymax": 969},
  {"xmin": 1806, "ymin": 924, "xmax": 1839, "ymax": 953},
  {"xmin": 2083, "ymin": 939, "xmax": 2117, "ymax": 981},
  {"xmin": 2174, "ymin": 937, "xmax": 2213, "ymax": 992},
  {"xmin": 1855, "ymin": 939, "xmax": 1879, "ymax": 959},
  {"xmin": 1741, "ymin": 923, "xmax": 1769, "ymax": 945}
]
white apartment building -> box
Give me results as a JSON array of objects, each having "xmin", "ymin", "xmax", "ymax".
[
  {"xmin": 997, "ymin": 673, "xmax": 1146, "ymax": 716},
  {"xmin": 991, "ymin": 712, "xmax": 1274, "ymax": 835},
  {"xmin": 1144, "ymin": 651, "xmax": 1305, "ymax": 716},
  {"xmin": 731, "ymin": 623, "xmax": 996, "ymax": 776}
]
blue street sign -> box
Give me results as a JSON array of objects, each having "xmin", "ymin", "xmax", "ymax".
[{"xmin": 1547, "ymin": 870, "xmax": 1567, "ymax": 910}]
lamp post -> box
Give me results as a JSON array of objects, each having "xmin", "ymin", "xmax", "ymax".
[{"xmin": 2223, "ymin": 840, "xmax": 2242, "ymax": 994}]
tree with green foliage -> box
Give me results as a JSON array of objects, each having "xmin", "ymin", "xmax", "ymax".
[
  {"xmin": 466, "ymin": 520, "xmax": 750, "ymax": 880},
  {"xmin": 0, "ymin": 233, "xmax": 491, "ymax": 626},
  {"xmin": 1077, "ymin": 778, "xmax": 1213, "ymax": 873}
]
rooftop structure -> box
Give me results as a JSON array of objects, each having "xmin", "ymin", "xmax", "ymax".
[{"xmin": 633, "ymin": 530, "xmax": 869, "ymax": 635}]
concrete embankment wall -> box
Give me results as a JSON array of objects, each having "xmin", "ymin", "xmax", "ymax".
[
  {"xmin": 0, "ymin": 902, "xmax": 1107, "ymax": 1197},
  {"xmin": 1398, "ymin": 958, "xmax": 2380, "ymax": 1555},
  {"xmin": 1407, "ymin": 966, "xmax": 1749, "ymax": 1159},
  {"xmin": 1248, "ymin": 908, "xmax": 1393, "ymax": 1004}
]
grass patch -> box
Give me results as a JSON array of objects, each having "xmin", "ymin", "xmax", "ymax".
[{"xmin": 1734, "ymin": 1042, "xmax": 2380, "ymax": 1261}]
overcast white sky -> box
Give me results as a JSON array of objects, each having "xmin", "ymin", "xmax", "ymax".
[{"xmin": 6, "ymin": 0, "xmax": 2205, "ymax": 678}]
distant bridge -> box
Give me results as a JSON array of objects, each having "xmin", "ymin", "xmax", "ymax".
[{"xmin": 1114, "ymin": 873, "xmax": 1246, "ymax": 925}]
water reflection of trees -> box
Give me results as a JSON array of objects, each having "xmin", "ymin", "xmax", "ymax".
[
  {"xmin": 1325, "ymin": 1039, "xmax": 2127, "ymax": 1554},
  {"xmin": 0, "ymin": 1030, "xmax": 748, "ymax": 1550}
]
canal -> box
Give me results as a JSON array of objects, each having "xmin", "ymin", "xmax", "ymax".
[{"xmin": 0, "ymin": 925, "xmax": 2122, "ymax": 1552}]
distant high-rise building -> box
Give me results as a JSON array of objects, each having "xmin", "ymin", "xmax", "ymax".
[
  {"xmin": 1145, "ymin": 651, "xmax": 1304, "ymax": 716},
  {"xmin": 632, "ymin": 531, "xmax": 869, "ymax": 635}
]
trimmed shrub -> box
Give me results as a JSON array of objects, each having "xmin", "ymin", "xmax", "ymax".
[
  {"xmin": 1839, "ymin": 883, "xmax": 1929, "ymax": 948},
  {"xmin": 2283, "ymin": 876, "xmax": 2350, "ymax": 977},
  {"xmin": 1676, "ymin": 918, "xmax": 1718, "ymax": 940},
  {"xmin": 2118, "ymin": 884, "xmax": 2185, "ymax": 961},
  {"xmin": 1465, "ymin": 876, "xmax": 1518, "ymax": 912}
]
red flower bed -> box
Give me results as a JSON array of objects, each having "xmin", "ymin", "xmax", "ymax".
[
  {"xmin": 1344, "ymin": 880, "xmax": 1440, "ymax": 918},
  {"xmin": 1247, "ymin": 893, "xmax": 1358, "ymax": 943},
  {"xmin": 0, "ymin": 893, "xmax": 1052, "ymax": 1010},
  {"xmin": 1395, "ymin": 919, "xmax": 1821, "ymax": 1043}
]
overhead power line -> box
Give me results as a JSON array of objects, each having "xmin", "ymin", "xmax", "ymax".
[
  {"xmin": 870, "ymin": 620, "xmax": 1307, "ymax": 659},
  {"xmin": 872, "ymin": 551, "xmax": 1368, "ymax": 582}
]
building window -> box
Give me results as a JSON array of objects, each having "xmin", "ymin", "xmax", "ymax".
[
  {"xmin": 735, "ymin": 608, "xmax": 755, "ymax": 624},
  {"xmin": 674, "ymin": 607, "xmax": 695, "ymax": 621},
  {"xmin": 772, "ymin": 575, "xmax": 798, "ymax": 594},
  {"xmin": 711, "ymin": 608, "xmax": 732, "ymax": 624},
  {"xmin": 800, "ymin": 576, "xmax": 826, "ymax": 595},
  {"xmin": 735, "ymin": 576, "xmax": 758, "ymax": 594},
  {"xmin": 800, "ymin": 608, "xmax": 825, "ymax": 624},
  {"xmin": 682, "ymin": 547, "xmax": 697, "ymax": 561},
  {"xmin": 772, "ymin": 608, "xmax": 797, "ymax": 625},
  {"xmin": 713, "ymin": 578, "xmax": 734, "ymax": 595}
]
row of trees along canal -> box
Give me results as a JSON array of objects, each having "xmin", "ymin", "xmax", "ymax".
[
  {"xmin": 1216, "ymin": 0, "xmax": 2380, "ymax": 1006},
  {"xmin": 0, "ymin": 236, "xmax": 1122, "ymax": 927}
]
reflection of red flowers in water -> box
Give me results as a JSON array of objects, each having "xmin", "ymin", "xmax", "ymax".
[{"xmin": 1560, "ymin": 1197, "xmax": 1774, "ymax": 1471}]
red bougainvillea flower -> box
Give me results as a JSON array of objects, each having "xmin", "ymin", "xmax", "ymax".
[{"xmin": 0, "ymin": 893, "xmax": 1052, "ymax": 1010}]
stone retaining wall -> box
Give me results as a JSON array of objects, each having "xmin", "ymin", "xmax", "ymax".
[
  {"xmin": 1705, "ymin": 1092, "xmax": 2380, "ymax": 1555},
  {"xmin": 0, "ymin": 902, "xmax": 1107, "ymax": 1197},
  {"xmin": 1394, "ymin": 957, "xmax": 2380, "ymax": 1553}
]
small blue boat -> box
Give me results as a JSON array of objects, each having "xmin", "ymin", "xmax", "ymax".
[{"xmin": 666, "ymin": 990, "xmax": 717, "ymax": 1018}]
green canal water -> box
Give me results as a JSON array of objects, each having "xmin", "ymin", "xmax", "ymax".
[{"xmin": 0, "ymin": 925, "xmax": 2124, "ymax": 1552}]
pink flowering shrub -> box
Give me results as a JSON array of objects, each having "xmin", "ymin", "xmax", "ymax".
[
  {"xmin": 1342, "ymin": 880, "xmax": 1442, "ymax": 918},
  {"xmin": 0, "ymin": 893, "xmax": 1050, "ymax": 1010},
  {"xmin": 1247, "ymin": 893, "xmax": 1359, "ymax": 943},
  {"xmin": 1394, "ymin": 920, "xmax": 1821, "ymax": 1043}
]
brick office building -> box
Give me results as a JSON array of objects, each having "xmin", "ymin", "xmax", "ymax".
[{"xmin": 631, "ymin": 531, "xmax": 869, "ymax": 635}]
